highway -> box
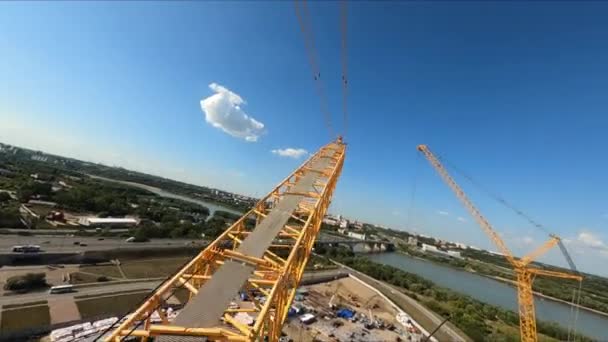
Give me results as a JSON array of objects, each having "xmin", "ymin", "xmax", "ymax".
[
  {"xmin": 0, "ymin": 236, "xmax": 206, "ymax": 254},
  {"xmin": 0, "ymin": 270, "xmax": 346, "ymax": 308},
  {"xmin": 0, "ymin": 280, "xmax": 160, "ymax": 306}
]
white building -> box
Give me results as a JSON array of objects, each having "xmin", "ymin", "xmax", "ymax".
[
  {"xmin": 323, "ymin": 217, "xmax": 339, "ymax": 225},
  {"xmin": 453, "ymin": 242, "xmax": 468, "ymax": 249},
  {"xmin": 422, "ymin": 244, "xmax": 461, "ymax": 259},
  {"xmin": 339, "ymin": 219, "xmax": 349, "ymax": 229},
  {"xmin": 78, "ymin": 217, "xmax": 139, "ymax": 228},
  {"xmin": 447, "ymin": 250, "xmax": 462, "ymax": 258},
  {"xmin": 347, "ymin": 231, "xmax": 366, "ymax": 240},
  {"xmin": 407, "ymin": 236, "xmax": 418, "ymax": 246}
]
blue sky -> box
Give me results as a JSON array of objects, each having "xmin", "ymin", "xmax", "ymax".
[{"xmin": 1, "ymin": 2, "xmax": 608, "ymax": 275}]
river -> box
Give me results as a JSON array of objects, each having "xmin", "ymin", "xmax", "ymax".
[
  {"xmin": 368, "ymin": 253, "xmax": 608, "ymax": 341},
  {"xmin": 88, "ymin": 175, "xmax": 243, "ymax": 217}
]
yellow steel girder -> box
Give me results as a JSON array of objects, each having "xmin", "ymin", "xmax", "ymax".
[{"xmin": 105, "ymin": 138, "xmax": 345, "ymax": 342}]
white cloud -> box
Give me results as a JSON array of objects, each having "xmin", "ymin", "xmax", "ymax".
[
  {"xmin": 522, "ymin": 236, "xmax": 534, "ymax": 245},
  {"xmin": 577, "ymin": 231, "xmax": 605, "ymax": 248},
  {"xmin": 200, "ymin": 83, "xmax": 264, "ymax": 142},
  {"xmin": 271, "ymin": 148, "xmax": 308, "ymax": 159},
  {"xmin": 437, "ymin": 210, "xmax": 449, "ymax": 216},
  {"xmin": 457, "ymin": 216, "xmax": 466, "ymax": 222}
]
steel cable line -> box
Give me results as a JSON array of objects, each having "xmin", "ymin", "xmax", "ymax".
[
  {"xmin": 339, "ymin": 0, "xmax": 349, "ymax": 138},
  {"xmin": 294, "ymin": 0, "xmax": 334, "ymax": 138}
]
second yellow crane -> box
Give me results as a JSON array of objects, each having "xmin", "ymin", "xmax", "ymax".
[{"xmin": 417, "ymin": 144, "xmax": 582, "ymax": 342}]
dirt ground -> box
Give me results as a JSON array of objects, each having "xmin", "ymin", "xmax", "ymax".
[{"xmin": 283, "ymin": 277, "xmax": 416, "ymax": 342}]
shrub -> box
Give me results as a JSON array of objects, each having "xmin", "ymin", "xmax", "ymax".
[{"xmin": 4, "ymin": 273, "xmax": 48, "ymax": 292}]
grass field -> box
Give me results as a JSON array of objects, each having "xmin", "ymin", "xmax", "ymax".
[
  {"xmin": 69, "ymin": 271, "xmax": 113, "ymax": 284},
  {"xmin": 76, "ymin": 292, "xmax": 149, "ymax": 319},
  {"xmin": 489, "ymin": 321, "xmax": 559, "ymax": 342},
  {"xmin": 120, "ymin": 258, "xmax": 189, "ymax": 279},
  {"xmin": 0, "ymin": 305, "xmax": 50, "ymax": 333},
  {"xmin": 80, "ymin": 264, "xmax": 123, "ymax": 279}
]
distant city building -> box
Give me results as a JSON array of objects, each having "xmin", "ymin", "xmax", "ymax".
[
  {"xmin": 421, "ymin": 243, "xmax": 439, "ymax": 253},
  {"xmin": 454, "ymin": 242, "xmax": 467, "ymax": 249},
  {"xmin": 322, "ymin": 217, "xmax": 339, "ymax": 226},
  {"xmin": 339, "ymin": 219, "xmax": 349, "ymax": 229},
  {"xmin": 78, "ymin": 217, "xmax": 139, "ymax": 228},
  {"xmin": 447, "ymin": 250, "xmax": 462, "ymax": 258},
  {"xmin": 351, "ymin": 221, "xmax": 363, "ymax": 229},
  {"xmin": 421, "ymin": 243, "xmax": 461, "ymax": 259},
  {"xmin": 347, "ymin": 231, "xmax": 366, "ymax": 240},
  {"xmin": 31, "ymin": 155, "xmax": 48, "ymax": 162},
  {"xmin": 407, "ymin": 236, "xmax": 418, "ymax": 246}
]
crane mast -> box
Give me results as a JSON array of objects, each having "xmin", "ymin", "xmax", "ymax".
[{"xmin": 417, "ymin": 144, "xmax": 582, "ymax": 342}]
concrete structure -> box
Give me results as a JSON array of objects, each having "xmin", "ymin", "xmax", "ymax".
[
  {"xmin": 19, "ymin": 204, "xmax": 40, "ymax": 228},
  {"xmin": 347, "ymin": 231, "xmax": 366, "ymax": 240},
  {"xmin": 78, "ymin": 217, "xmax": 139, "ymax": 228},
  {"xmin": 421, "ymin": 243, "xmax": 462, "ymax": 259},
  {"xmin": 447, "ymin": 250, "xmax": 462, "ymax": 258},
  {"xmin": 421, "ymin": 243, "xmax": 439, "ymax": 253}
]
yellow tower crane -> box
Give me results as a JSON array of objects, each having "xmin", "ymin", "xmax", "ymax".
[
  {"xmin": 417, "ymin": 144, "xmax": 582, "ymax": 342},
  {"xmin": 104, "ymin": 138, "xmax": 346, "ymax": 341}
]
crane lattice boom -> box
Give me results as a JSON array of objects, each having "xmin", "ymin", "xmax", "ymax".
[
  {"xmin": 417, "ymin": 144, "xmax": 582, "ymax": 342},
  {"xmin": 106, "ymin": 138, "xmax": 346, "ymax": 342}
]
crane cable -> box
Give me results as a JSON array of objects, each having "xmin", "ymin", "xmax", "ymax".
[
  {"xmin": 339, "ymin": 0, "xmax": 349, "ymax": 138},
  {"xmin": 571, "ymin": 279, "xmax": 583, "ymax": 341},
  {"xmin": 294, "ymin": 0, "xmax": 334, "ymax": 138}
]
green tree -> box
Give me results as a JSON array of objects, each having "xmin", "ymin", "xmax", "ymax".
[
  {"xmin": 0, "ymin": 192, "xmax": 11, "ymax": 202},
  {"xmin": 4, "ymin": 273, "xmax": 48, "ymax": 292}
]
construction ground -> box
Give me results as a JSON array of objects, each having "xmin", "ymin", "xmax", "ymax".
[{"xmin": 282, "ymin": 276, "xmax": 424, "ymax": 342}]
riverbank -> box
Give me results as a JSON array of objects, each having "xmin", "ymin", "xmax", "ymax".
[
  {"xmin": 331, "ymin": 253, "xmax": 594, "ymax": 341},
  {"xmin": 368, "ymin": 252, "xmax": 606, "ymax": 340},
  {"xmin": 87, "ymin": 174, "xmax": 245, "ymax": 215},
  {"xmin": 396, "ymin": 250, "xmax": 608, "ymax": 318},
  {"xmin": 489, "ymin": 274, "xmax": 608, "ymax": 318}
]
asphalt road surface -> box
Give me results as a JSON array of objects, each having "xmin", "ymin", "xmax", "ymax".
[
  {"xmin": 0, "ymin": 236, "xmax": 207, "ymax": 253},
  {"xmin": 0, "ymin": 280, "xmax": 161, "ymax": 306}
]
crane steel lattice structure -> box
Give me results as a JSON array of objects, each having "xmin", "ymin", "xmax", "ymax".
[
  {"xmin": 417, "ymin": 144, "xmax": 582, "ymax": 342},
  {"xmin": 106, "ymin": 138, "xmax": 346, "ymax": 342}
]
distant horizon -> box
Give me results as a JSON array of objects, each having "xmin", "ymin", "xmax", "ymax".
[{"xmin": 4, "ymin": 139, "xmax": 608, "ymax": 280}]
